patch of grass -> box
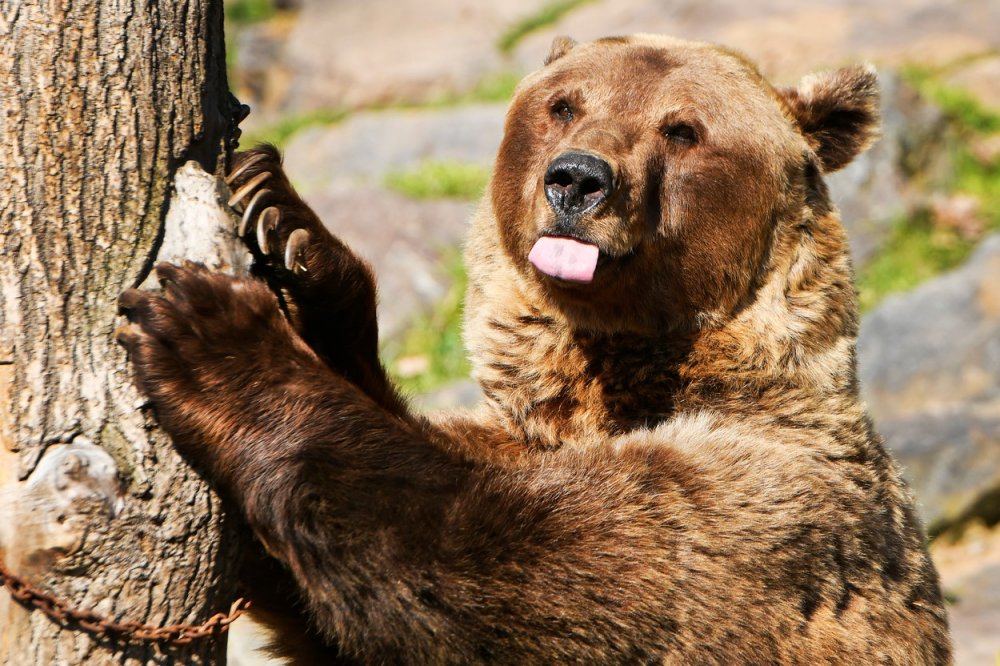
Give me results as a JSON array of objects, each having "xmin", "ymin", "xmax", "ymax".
[
  {"xmin": 394, "ymin": 70, "xmax": 523, "ymax": 110},
  {"xmin": 856, "ymin": 212, "xmax": 974, "ymax": 312},
  {"xmin": 239, "ymin": 108, "xmax": 349, "ymax": 149},
  {"xmin": 856, "ymin": 69, "xmax": 1000, "ymax": 311},
  {"xmin": 383, "ymin": 254, "xmax": 470, "ymax": 394},
  {"xmin": 903, "ymin": 63, "xmax": 1000, "ymax": 135},
  {"xmin": 463, "ymin": 70, "xmax": 523, "ymax": 104},
  {"xmin": 238, "ymin": 70, "xmax": 522, "ymax": 149},
  {"xmin": 954, "ymin": 147, "xmax": 1000, "ymax": 225},
  {"xmin": 497, "ymin": 0, "xmax": 596, "ymax": 54},
  {"xmin": 384, "ymin": 161, "xmax": 490, "ymax": 201},
  {"xmin": 225, "ymin": 0, "xmax": 276, "ymax": 25}
]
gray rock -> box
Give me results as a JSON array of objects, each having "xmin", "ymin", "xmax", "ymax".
[
  {"xmin": 230, "ymin": 17, "xmax": 298, "ymax": 130},
  {"xmin": 950, "ymin": 559, "xmax": 1000, "ymax": 666},
  {"xmin": 283, "ymin": 104, "xmax": 507, "ymax": 193},
  {"xmin": 233, "ymin": 22, "xmax": 285, "ymax": 103},
  {"xmin": 276, "ymin": 0, "xmax": 542, "ymax": 112},
  {"xmin": 512, "ymin": 0, "xmax": 1000, "ymax": 82},
  {"xmin": 931, "ymin": 526, "xmax": 1000, "ymax": 666},
  {"xmin": 237, "ymin": 0, "xmax": 1000, "ymax": 126},
  {"xmin": 875, "ymin": 408, "xmax": 1000, "ymax": 527},
  {"xmin": 859, "ymin": 235, "xmax": 1000, "ymax": 528}
]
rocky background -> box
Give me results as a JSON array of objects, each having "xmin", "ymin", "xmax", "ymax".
[{"xmin": 224, "ymin": 1, "xmax": 1000, "ymax": 663}]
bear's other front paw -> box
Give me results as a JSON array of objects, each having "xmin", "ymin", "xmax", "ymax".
[
  {"xmin": 226, "ymin": 145, "xmax": 334, "ymax": 278},
  {"xmin": 224, "ymin": 145, "xmax": 385, "ymax": 390}
]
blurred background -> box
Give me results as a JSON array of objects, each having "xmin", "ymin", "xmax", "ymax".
[{"xmin": 221, "ymin": 1, "xmax": 1000, "ymax": 663}]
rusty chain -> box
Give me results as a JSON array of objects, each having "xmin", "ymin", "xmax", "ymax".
[{"xmin": 0, "ymin": 557, "xmax": 250, "ymax": 645}]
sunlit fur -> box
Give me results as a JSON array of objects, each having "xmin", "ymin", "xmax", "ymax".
[{"xmin": 119, "ymin": 35, "xmax": 950, "ymax": 664}]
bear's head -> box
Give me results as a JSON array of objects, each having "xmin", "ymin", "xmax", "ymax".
[{"xmin": 483, "ymin": 34, "xmax": 879, "ymax": 337}]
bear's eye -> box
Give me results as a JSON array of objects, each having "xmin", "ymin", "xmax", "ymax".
[
  {"xmin": 552, "ymin": 101, "xmax": 574, "ymax": 123},
  {"xmin": 662, "ymin": 123, "xmax": 698, "ymax": 146}
]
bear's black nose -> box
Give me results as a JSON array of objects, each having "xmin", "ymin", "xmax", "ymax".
[{"xmin": 544, "ymin": 152, "xmax": 614, "ymax": 218}]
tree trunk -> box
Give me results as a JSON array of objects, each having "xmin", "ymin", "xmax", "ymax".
[{"xmin": 0, "ymin": 1, "xmax": 247, "ymax": 663}]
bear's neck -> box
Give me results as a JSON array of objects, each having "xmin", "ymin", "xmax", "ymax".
[{"xmin": 464, "ymin": 209, "xmax": 861, "ymax": 451}]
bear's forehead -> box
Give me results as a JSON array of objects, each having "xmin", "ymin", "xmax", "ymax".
[
  {"xmin": 598, "ymin": 34, "xmax": 760, "ymax": 73},
  {"xmin": 549, "ymin": 39, "xmax": 770, "ymax": 100},
  {"xmin": 520, "ymin": 36, "xmax": 795, "ymax": 142}
]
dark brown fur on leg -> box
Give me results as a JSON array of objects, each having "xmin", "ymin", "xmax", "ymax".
[
  {"xmin": 238, "ymin": 544, "xmax": 352, "ymax": 665},
  {"xmin": 117, "ymin": 261, "xmax": 404, "ymax": 659},
  {"xmin": 226, "ymin": 148, "xmax": 410, "ymax": 657}
]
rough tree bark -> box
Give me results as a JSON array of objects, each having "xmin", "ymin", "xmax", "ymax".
[{"xmin": 0, "ymin": 1, "xmax": 249, "ymax": 664}]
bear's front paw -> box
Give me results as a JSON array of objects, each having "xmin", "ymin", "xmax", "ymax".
[
  {"xmin": 117, "ymin": 263, "xmax": 312, "ymax": 405},
  {"xmin": 226, "ymin": 145, "xmax": 336, "ymax": 278},
  {"xmin": 225, "ymin": 146, "xmax": 383, "ymax": 386}
]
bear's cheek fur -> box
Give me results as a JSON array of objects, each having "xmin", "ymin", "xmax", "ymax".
[
  {"xmin": 654, "ymin": 147, "xmax": 784, "ymax": 317},
  {"xmin": 492, "ymin": 95, "xmax": 556, "ymax": 270}
]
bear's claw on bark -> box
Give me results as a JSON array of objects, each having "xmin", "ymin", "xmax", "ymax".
[
  {"xmin": 225, "ymin": 157, "xmax": 313, "ymax": 273},
  {"xmin": 240, "ymin": 188, "xmax": 273, "ymax": 236},
  {"xmin": 257, "ymin": 207, "xmax": 281, "ymax": 255},
  {"xmin": 285, "ymin": 229, "xmax": 310, "ymax": 273},
  {"xmin": 228, "ymin": 171, "xmax": 271, "ymax": 209},
  {"xmin": 225, "ymin": 151, "xmax": 268, "ymax": 186},
  {"xmin": 222, "ymin": 148, "xmax": 386, "ymax": 381}
]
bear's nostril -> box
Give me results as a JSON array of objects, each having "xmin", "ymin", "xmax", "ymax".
[
  {"xmin": 545, "ymin": 170, "xmax": 574, "ymax": 189},
  {"xmin": 579, "ymin": 177, "xmax": 604, "ymax": 199}
]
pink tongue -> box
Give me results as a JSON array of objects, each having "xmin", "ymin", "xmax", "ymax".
[{"xmin": 528, "ymin": 236, "xmax": 600, "ymax": 283}]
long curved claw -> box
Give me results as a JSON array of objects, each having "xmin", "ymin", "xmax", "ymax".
[
  {"xmin": 285, "ymin": 228, "xmax": 311, "ymax": 274},
  {"xmin": 227, "ymin": 171, "xmax": 272, "ymax": 209},
  {"xmin": 256, "ymin": 206, "xmax": 281, "ymax": 255},
  {"xmin": 224, "ymin": 152, "xmax": 269, "ymax": 186},
  {"xmin": 239, "ymin": 188, "xmax": 272, "ymax": 236}
]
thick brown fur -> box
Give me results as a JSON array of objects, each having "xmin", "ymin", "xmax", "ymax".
[{"xmin": 118, "ymin": 35, "xmax": 950, "ymax": 664}]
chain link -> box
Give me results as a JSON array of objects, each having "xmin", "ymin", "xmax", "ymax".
[{"xmin": 0, "ymin": 557, "xmax": 250, "ymax": 645}]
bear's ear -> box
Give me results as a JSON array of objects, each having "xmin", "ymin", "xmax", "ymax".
[
  {"xmin": 779, "ymin": 64, "xmax": 881, "ymax": 173},
  {"xmin": 544, "ymin": 36, "xmax": 577, "ymax": 65}
]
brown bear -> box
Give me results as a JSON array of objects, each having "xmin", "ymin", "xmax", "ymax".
[{"xmin": 117, "ymin": 34, "xmax": 951, "ymax": 664}]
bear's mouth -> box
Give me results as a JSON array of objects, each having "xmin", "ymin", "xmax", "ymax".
[{"xmin": 528, "ymin": 235, "xmax": 608, "ymax": 283}]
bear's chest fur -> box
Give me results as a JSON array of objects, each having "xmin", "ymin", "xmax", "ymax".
[{"xmin": 473, "ymin": 309, "xmax": 689, "ymax": 448}]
